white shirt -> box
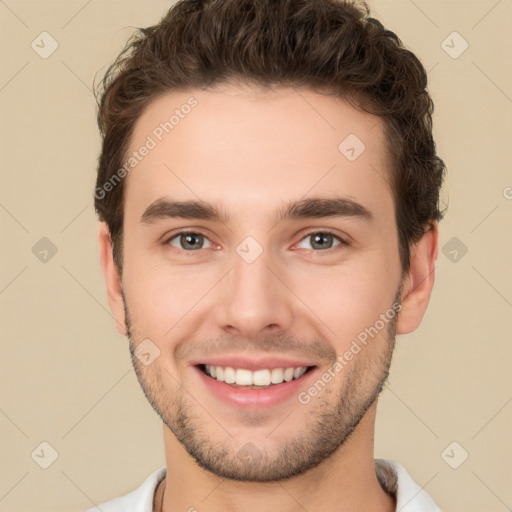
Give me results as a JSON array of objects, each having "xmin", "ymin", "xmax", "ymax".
[{"xmin": 85, "ymin": 459, "xmax": 441, "ymax": 512}]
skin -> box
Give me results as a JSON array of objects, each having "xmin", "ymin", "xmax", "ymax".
[{"xmin": 98, "ymin": 84, "xmax": 438, "ymax": 512}]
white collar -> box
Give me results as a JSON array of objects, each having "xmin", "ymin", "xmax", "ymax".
[{"xmin": 87, "ymin": 459, "xmax": 442, "ymax": 512}]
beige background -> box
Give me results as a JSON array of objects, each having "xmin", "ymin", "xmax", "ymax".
[{"xmin": 1, "ymin": 1, "xmax": 511, "ymax": 511}]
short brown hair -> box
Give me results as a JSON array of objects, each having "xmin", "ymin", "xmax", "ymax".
[{"xmin": 93, "ymin": 0, "xmax": 447, "ymax": 275}]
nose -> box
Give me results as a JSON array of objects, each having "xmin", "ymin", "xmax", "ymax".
[{"xmin": 215, "ymin": 247, "xmax": 294, "ymax": 340}]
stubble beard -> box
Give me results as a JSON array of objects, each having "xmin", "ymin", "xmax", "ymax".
[{"xmin": 123, "ymin": 286, "xmax": 401, "ymax": 482}]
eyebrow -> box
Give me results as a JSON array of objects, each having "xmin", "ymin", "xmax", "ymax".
[{"xmin": 139, "ymin": 196, "xmax": 374, "ymax": 225}]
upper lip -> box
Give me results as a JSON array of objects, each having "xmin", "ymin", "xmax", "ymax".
[{"xmin": 190, "ymin": 355, "xmax": 317, "ymax": 371}]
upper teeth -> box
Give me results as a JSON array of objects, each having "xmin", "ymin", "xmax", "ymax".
[{"xmin": 204, "ymin": 365, "xmax": 308, "ymax": 386}]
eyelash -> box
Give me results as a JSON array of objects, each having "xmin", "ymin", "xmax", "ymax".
[{"xmin": 162, "ymin": 229, "xmax": 349, "ymax": 254}]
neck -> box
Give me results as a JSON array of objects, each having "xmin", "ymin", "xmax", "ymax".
[{"xmin": 157, "ymin": 404, "xmax": 396, "ymax": 512}]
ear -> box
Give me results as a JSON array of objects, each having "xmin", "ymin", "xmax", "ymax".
[
  {"xmin": 396, "ymin": 221, "xmax": 439, "ymax": 335},
  {"xmin": 98, "ymin": 222, "xmax": 127, "ymax": 336}
]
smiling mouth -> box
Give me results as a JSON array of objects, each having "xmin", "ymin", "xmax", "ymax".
[{"xmin": 196, "ymin": 363, "xmax": 317, "ymax": 389}]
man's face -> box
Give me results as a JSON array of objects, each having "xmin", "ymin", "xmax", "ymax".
[{"xmin": 116, "ymin": 85, "xmax": 406, "ymax": 481}]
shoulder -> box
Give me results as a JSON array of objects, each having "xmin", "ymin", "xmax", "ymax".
[
  {"xmin": 375, "ymin": 458, "xmax": 442, "ymax": 512},
  {"xmin": 84, "ymin": 466, "xmax": 167, "ymax": 512}
]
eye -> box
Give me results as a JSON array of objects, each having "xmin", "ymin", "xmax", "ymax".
[
  {"xmin": 295, "ymin": 231, "xmax": 346, "ymax": 251},
  {"xmin": 162, "ymin": 229, "xmax": 347, "ymax": 253},
  {"xmin": 165, "ymin": 231, "xmax": 213, "ymax": 251}
]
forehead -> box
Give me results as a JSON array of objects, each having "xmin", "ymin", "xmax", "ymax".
[{"xmin": 123, "ymin": 85, "xmax": 394, "ymax": 227}]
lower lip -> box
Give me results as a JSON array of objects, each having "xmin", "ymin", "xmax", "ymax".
[{"xmin": 193, "ymin": 365, "xmax": 318, "ymax": 409}]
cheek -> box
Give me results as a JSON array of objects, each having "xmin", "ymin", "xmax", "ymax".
[
  {"xmin": 290, "ymin": 256, "xmax": 398, "ymax": 347},
  {"xmin": 123, "ymin": 258, "xmax": 215, "ymax": 334}
]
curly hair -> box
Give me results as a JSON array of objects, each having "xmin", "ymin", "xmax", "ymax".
[{"xmin": 93, "ymin": 0, "xmax": 447, "ymax": 275}]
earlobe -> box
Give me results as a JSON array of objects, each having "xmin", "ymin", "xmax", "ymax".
[
  {"xmin": 396, "ymin": 221, "xmax": 439, "ymax": 335},
  {"xmin": 97, "ymin": 222, "xmax": 128, "ymax": 336}
]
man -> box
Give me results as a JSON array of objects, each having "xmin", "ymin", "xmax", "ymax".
[{"xmin": 90, "ymin": 0, "xmax": 446, "ymax": 510}]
